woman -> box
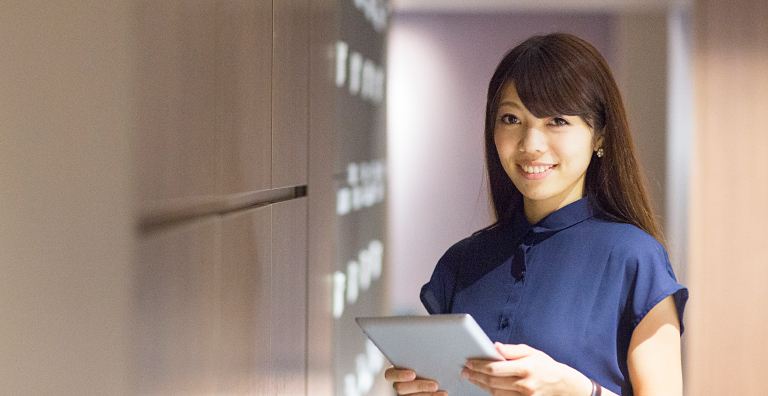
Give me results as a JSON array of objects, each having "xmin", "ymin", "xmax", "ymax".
[{"xmin": 386, "ymin": 33, "xmax": 688, "ymax": 396}]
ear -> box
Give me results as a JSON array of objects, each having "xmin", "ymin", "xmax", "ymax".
[{"xmin": 593, "ymin": 129, "xmax": 605, "ymax": 151}]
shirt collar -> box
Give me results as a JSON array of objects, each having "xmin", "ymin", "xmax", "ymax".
[{"xmin": 511, "ymin": 197, "xmax": 594, "ymax": 240}]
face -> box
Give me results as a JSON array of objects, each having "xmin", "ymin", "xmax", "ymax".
[{"xmin": 494, "ymin": 83, "xmax": 602, "ymax": 222}]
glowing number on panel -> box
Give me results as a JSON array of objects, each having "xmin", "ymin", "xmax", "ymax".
[
  {"xmin": 358, "ymin": 249, "xmax": 372, "ymax": 291},
  {"xmin": 343, "ymin": 339, "xmax": 386, "ymax": 396},
  {"xmin": 337, "ymin": 188, "xmax": 352, "ymax": 216},
  {"xmin": 349, "ymin": 52, "xmax": 363, "ymax": 95},
  {"xmin": 346, "ymin": 261, "xmax": 360, "ymax": 303},
  {"xmin": 352, "ymin": 0, "xmax": 387, "ymax": 32},
  {"xmin": 360, "ymin": 59, "xmax": 376, "ymax": 99},
  {"xmin": 336, "ymin": 41, "xmax": 349, "ymax": 88},
  {"xmin": 333, "ymin": 271, "xmax": 347, "ymax": 318},
  {"xmin": 366, "ymin": 339, "xmax": 384, "ymax": 373},
  {"xmin": 344, "ymin": 373, "xmax": 358, "ymax": 396},
  {"xmin": 333, "ymin": 240, "xmax": 385, "ymax": 319},
  {"xmin": 336, "ymin": 160, "xmax": 386, "ymax": 217},
  {"xmin": 334, "ymin": 41, "xmax": 385, "ymax": 104},
  {"xmin": 356, "ymin": 353, "xmax": 374, "ymax": 394},
  {"xmin": 369, "ymin": 240, "xmax": 383, "ymax": 280}
]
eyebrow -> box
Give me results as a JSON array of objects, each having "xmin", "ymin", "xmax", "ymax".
[{"xmin": 498, "ymin": 100, "xmax": 524, "ymax": 109}]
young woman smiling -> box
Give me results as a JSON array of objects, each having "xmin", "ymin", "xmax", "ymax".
[{"xmin": 385, "ymin": 33, "xmax": 687, "ymax": 396}]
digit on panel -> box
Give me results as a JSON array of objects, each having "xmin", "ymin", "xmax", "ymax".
[
  {"xmin": 349, "ymin": 52, "xmax": 364, "ymax": 95},
  {"xmin": 333, "ymin": 271, "xmax": 347, "ymax": 318},
  {"xmin": 346, "ymin": 261, "xmax": 360, "ymax": 304},
  {"xmin": 335, "ymin": 41, "xmax": 349, "ymax": 87}
]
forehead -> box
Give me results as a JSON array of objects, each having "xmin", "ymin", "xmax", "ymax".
[{"xmin": 498, "ymin": 83, "xmax": 524, "ymax": 108}]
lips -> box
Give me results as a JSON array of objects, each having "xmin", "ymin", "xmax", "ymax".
[{"xmin": 517, "ymin": 164, "xmax": 556, "ymax": 180}]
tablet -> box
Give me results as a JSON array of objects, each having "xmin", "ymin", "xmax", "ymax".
[{"xmin": 356, "ymin": 314, "xmax": 503, "ymax": 396}]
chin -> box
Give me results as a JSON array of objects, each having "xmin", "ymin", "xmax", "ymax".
[{"xmin": 519, "ymin": 191, "xmax": 553, "ymax": 202}]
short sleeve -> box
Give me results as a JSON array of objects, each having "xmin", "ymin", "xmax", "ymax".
[
  {"xmin": 625, "ymin": 234, "xmax": 689, "ymax": 334},
  {"xmin": 420, "ymin": 241, "xmax": 466, "ymax": 314}
]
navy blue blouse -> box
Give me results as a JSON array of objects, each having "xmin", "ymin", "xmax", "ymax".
[{"xmin": 420, "ymin": 198, "xmax": 688, "ymax": 396}]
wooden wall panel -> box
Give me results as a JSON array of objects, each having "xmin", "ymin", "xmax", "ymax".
[
  {"xmin": 273, "ymin": 0, "xmax": 310, "ymax": 188},
  {"xmin": 0, "ymin": 2, "xmax": 134, "ymax": 394},
  {"xmin": 219, "ymin": 207, "xmax": 273, "ymax": 394},
  {"xmin": 687, "ymin": 0, "xmax": 768, "ymax": 394},
  {"xmin": 614, "ymin": 12, "xmax": 668, "ymax": 227},
  {"xmin": 217, "ymin": 0, "xmax": 273, "ymax": 196},
  {"xmin": 135, "ymin": 1, "xmax": 218, "ymax": 204},
  {"xmin": 307, "ymin": 0, "xmax": 338, "ymax": 394},
  {"xmin": 272, "ymin": 197, "xmax": 309, "ymax": 396},
  {"xmin": 134, "ymin": 218, "xmax": 220, "ymax": 396}
]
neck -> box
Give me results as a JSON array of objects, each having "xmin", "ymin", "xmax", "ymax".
[{"xmin": 523, "ymin": 195, "xmax": 583, "ymax": 224}]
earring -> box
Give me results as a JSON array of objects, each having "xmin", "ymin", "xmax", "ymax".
[{"xmin": 596, "ymin": 148, "xmax": 604, "ymax": 158}]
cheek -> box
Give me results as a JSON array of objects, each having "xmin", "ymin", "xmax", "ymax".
[
  {"xmin": 493, "ymin": 132, "xmax": 513, "ymax": 157},
  {"xmin": 559, "ymin": 143, "xmax": 594, "ymax": 170},
  {"xmin": 560, "ymin": 131, "xmax": 595, "ymax": 162},
  {"xmin": 493, "ymin": 135, "xmax": 503, "ymax": 157}
]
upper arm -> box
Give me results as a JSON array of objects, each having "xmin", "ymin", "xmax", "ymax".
[{"xmin": 627, "ymin": 295, "xmax": 683, "ymax": 396}]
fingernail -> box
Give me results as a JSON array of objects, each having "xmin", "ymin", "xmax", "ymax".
[
  {"xmin": 429, "ymin": 383, "xmax": 438, "ymax": 392},
  {"xmin": 461, "ymin": 370, "xmax": 468, "ymax": 379}
]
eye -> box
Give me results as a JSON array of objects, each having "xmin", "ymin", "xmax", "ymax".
[
  {"xmin": 550, "ymin": 117, "xmax": 570, "ymax": 127},
  {"xmin": 499, "ymin": 114, "xmax": 519, "ymax": 124}
]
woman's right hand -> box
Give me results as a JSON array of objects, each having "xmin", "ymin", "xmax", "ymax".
[{"xmin": 384, "ymin": 366, "xmax": 445, "ymax": 396}]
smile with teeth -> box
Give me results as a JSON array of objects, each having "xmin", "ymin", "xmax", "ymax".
[{"xmin": 521, "ymin": 164, "xmax": 555, "ymax": 174}]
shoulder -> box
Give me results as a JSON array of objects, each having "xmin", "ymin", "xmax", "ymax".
[
  {"xmin": 585, "ymin": 219, "xmax": 667, "ymax": 259},
  {"xmin": 585, "ymin": 219, "xmax": 685, "ymax": 305},
  {"xmin": 422, "ymin": 224, "xmax": 514, "ymax": 314},
  {"xmin": 434, "ymin": 222, "xmax": 518, "ymax": 277},
  {"xmin": 444, "ymin": 222, "xmax": 516, "ymax": 260},
  {"xmin": 570, "ymin": 218, "xmax": 676, "ymax": 284},
  {"xmin": 587, "ymin": 221, "xmax": 689, "ymax": 333}
]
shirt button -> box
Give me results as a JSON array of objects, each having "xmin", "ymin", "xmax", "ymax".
[
  {"xmin": 501, "ymin": 318, "xmax": 510, "ymax": 329},
  {"xmin": 515, "ymin": 270, "xmax": 525, "ymax": 282}
]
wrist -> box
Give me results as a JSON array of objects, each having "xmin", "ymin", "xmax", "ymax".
[
  {"xmin": 588, "ymin": 378, "xmax": 602, "ymax": 396},
  {"xmin": 560, "ymin": 364, "xmax": 593, "ymax": 396}
]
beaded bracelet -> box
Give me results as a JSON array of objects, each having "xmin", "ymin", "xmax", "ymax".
[{"xmin": 589, "ymin": 379, "xmax": 602, "ymax": 396}]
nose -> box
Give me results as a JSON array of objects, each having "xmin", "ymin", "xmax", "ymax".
[{"xmin": 518, "ymin": 126, "xmax": 547, "ymax": 154}]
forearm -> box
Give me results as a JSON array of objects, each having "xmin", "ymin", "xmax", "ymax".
[{"xmin": 560, "ymin": 362, "xmax": 618, "ymax": 396}]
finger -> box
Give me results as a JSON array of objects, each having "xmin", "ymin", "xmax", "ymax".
[
  {"xmin": 392, "ymin": 379, "xmax": 441, "ymax": 395},
  {"xmin": 393, "ymin": 390, "xmax": 447, "ymax": 396},
  {"xmin": 494, "ymin": 343, "xmax": 537, "ymax": 360},
  {"xmin": 462, "ymin": 367, "xmax": 520, "ymax": 391},
  {"xmin": 393, "ymin": 392, "xmax": 447, "ymax": 396},
  {"xmin": 465, "ymin": 374, "xmax": 519, "ymax": 396},
  {"xmin": 385, "ymin": 367, "xmax": 416, "ymax": 382},
  {"xmin": 464, "ymin": 359, "xmax": 527, "ymax": 378}
]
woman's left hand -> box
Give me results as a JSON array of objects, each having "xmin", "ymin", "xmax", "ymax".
[{"xmin": 461, "ymin": 343, "xmax": 593, "ymax": 396}]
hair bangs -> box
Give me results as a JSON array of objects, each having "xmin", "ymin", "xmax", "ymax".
[{"xmin": 506, "ymin": 43, "xmax": 603, "ymax": 130}]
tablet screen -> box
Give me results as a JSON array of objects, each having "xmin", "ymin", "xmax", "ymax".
[{"xmin": 356, "ymin": 314, "xmax": 503, "ymax": 396}]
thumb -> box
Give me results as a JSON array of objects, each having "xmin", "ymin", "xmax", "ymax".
[{"xmin": 495, "ymin": 343, "xmax": 536, "ymax": 360}]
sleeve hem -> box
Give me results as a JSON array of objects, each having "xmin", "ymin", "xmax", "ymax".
[
  {"xmin": 632, "ymin": 287, "xmax": 689, "ymax": 334},
  {"xmin": 420, "ymin": 283, "xmax": 441, "ymax": 314}
]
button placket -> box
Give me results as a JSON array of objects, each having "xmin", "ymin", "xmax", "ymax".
[
  {"xmin": 497, "ymin": 236, "xmax": 531, "ymax": 341},
  {"xmin": 499, "ymin": 228, "xmax": 547, "ymax": 342}
]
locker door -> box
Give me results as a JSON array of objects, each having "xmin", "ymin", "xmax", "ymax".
[
  {"xmin": 134, "ymin": 217, "xmax": 220, "ymax": 395},
  {"xmin": 135, "ymin": 1, "xmax": 219, "ymax": 204},
  {"xmin": 272, "ymin": 197, "xmax": 308, "ymax": 395},
  {"xmin": 217, "ymin": 0, "xmax": 273, "ymax": 196},
  {"xmin": 273, "ymin": 0, "xmax": 309, "ymax": 188},
  {"xmin": 219, "ymin": 206, "xmax": 272, "ymax": 394}
]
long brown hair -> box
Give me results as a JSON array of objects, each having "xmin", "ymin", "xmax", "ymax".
[{"xmin": 484, "ymin": 33, "xmax": 662, "ymax": 242}]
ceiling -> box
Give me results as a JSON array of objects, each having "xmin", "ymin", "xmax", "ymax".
[{"xmin": 390, "ymin": 0, "xmax": 691, "ymax": 13}]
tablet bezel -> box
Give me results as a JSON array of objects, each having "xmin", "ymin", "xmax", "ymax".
[{"xmin": 356, "ymin": 314, "xmax": 503, "ymax": 396}]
